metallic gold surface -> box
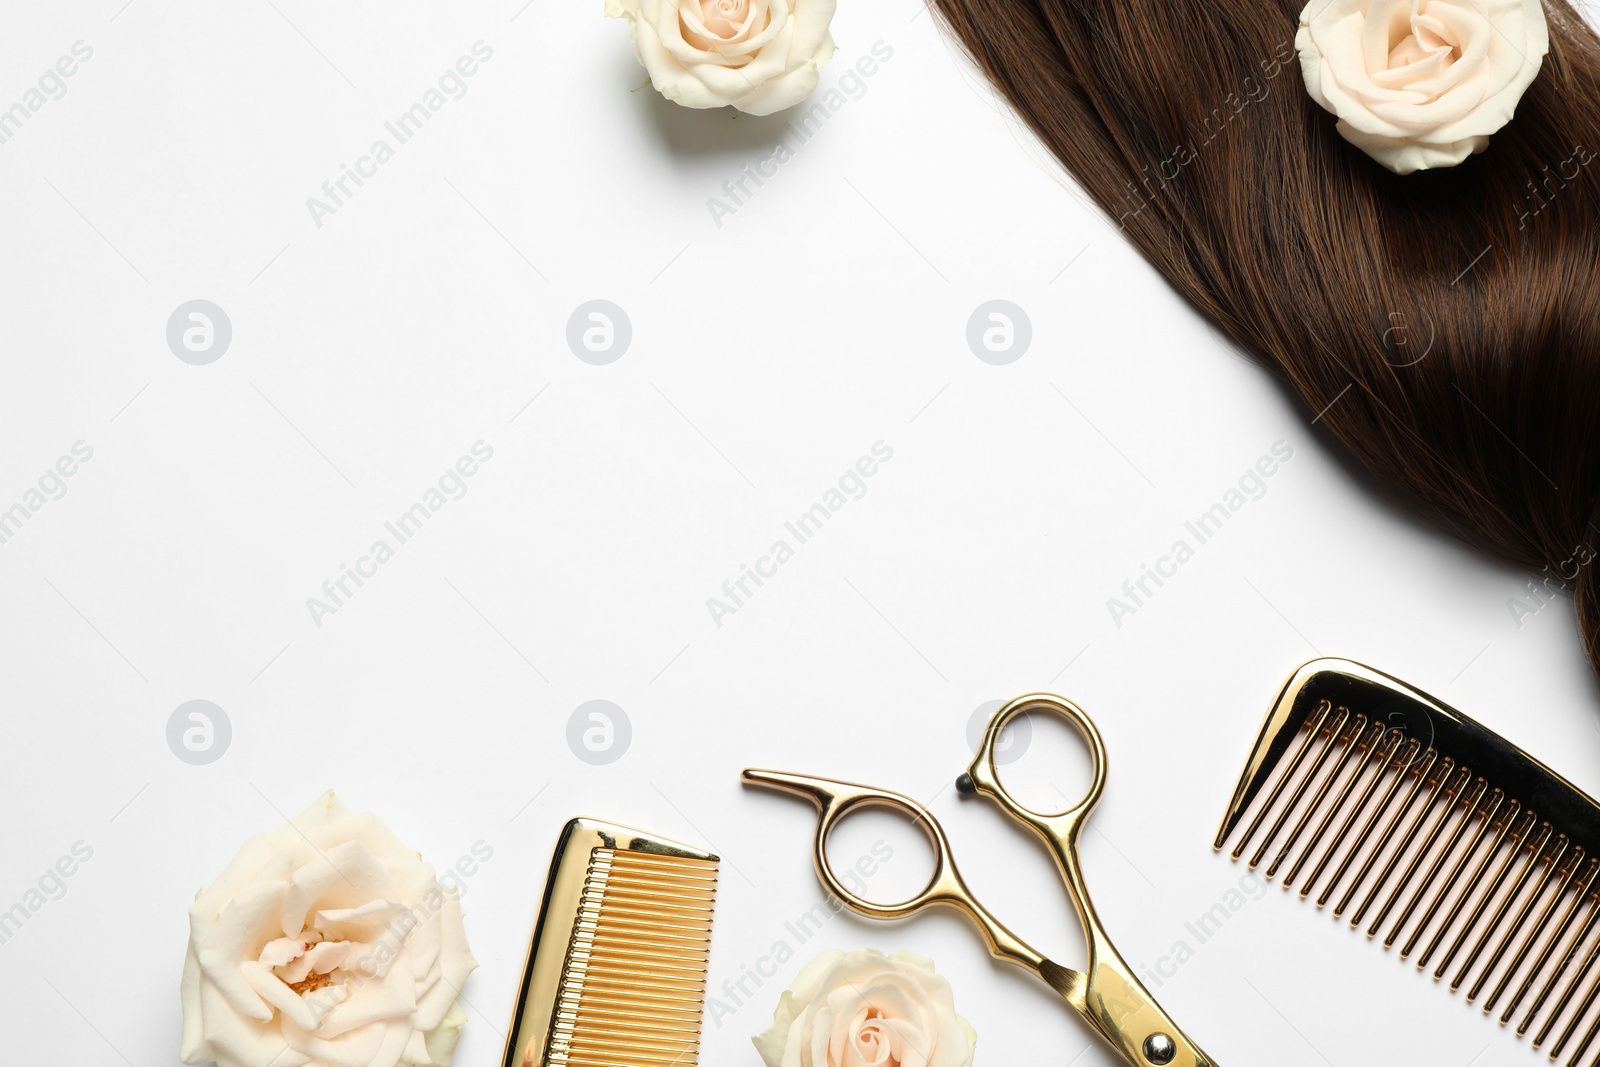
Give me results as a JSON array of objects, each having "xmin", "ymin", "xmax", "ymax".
[
  {"xmin": 500, "ymin": 819, "xmax": 719, "ymax": 1067},
  {"xmin": 745, "ymin": 693, "xmax": 1217, "ymax": 1067},
  {"xmin": 1398, "ymin": 786, "xmax": 1500, "ymax": 960},
  {"xmin": 1296, "ymin": 726, "xmax": 1395, "ymax": 899},
  {"xmin": 1216, "ymin": 658, "xmax": 1600, "ymax": 1066},
  {"xmin": 1274, "ymin": 716, "xmax": 1371, "ymax": 885}
]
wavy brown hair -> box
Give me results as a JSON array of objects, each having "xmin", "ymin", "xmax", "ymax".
[{"xmin": 931, "ymin": 0, "xmax": 1600, "ymax": 675}]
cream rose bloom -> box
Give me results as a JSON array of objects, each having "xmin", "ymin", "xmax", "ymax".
[
  {"xmin": 1296, "ymin": 0, "xmax": 1550, "ymax": 173},
  {"xmin": 605, "ymin": 0, "xmax": 837, "ymax": 116},
  {"xmin": 180, "ymin": 792, "xmax": 477, "ymax": 1067},
  {"xmin": 753, "ymin": 949, "xmax": 976, "ymax": 1067}
]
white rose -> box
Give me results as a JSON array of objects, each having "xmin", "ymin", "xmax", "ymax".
[
  {"xmin": 180, "ymin": 791, "xmax": 478, "ymax": 1067},
  {"xmin": 1296, "ymin": 0, "xmax": 1550, "ymax": 173},
  {"xmin": 753, "ymin": 949, "xmax": 977, "ymax": 1067},
  {"xmin": 605, "ymin": 0, "xmax": 837, "ymax": 116}
]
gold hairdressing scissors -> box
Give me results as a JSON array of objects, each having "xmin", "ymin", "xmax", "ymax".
[{"xmin": 743, "ymin": 693, "xmax": 1218, "ymax": 1067}]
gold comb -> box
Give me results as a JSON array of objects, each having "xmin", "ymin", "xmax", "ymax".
[
  {"xmin": 1217, "ymin": 658, "xmax": 1600, "ymax": 1063},
  {"xmin": 501, "ymin": 818, "xmax": 720, "ymax": 1067}
]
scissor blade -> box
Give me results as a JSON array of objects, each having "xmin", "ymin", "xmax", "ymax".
[{"xmin": 1039, "ymin": 959, "xmax": 1089, "ymax": 1014}]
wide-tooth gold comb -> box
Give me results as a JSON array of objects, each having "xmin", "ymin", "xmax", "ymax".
[
  {"xmin": 501, "ymin": 819, "xmax": 720, "ymax": 1067},
  {"xmin": 1216, "ymin": 658, "xmax": 1600, "ymax": 1063}
]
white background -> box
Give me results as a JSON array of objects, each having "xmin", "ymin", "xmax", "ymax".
[{"xmin": 2, "ymin": 2, "xmax": 1597, "ymax": 1066}]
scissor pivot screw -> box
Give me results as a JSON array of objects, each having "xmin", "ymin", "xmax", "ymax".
[
  {"xmin": 955, "ymin": 773, "xmax": 976, "ymax": 795},
  {"xmin": 1142, "ymin": 1033, "xmax": 1176, "ymax": 1064}
]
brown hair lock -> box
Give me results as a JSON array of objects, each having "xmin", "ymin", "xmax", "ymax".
[{"xmin": 931, "ymin": 0, "xmax": 1600, "ymax": 678}]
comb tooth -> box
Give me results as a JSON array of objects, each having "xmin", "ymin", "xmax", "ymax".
[
  {"xmin": 1547, "ymin": 967, "xmax": 1600, "ymax": 1061},
  {"xmin": 1214, "ymin": 664, "xmax": 1600, "ymax": 1066},
  {"xmin": 561, "ymin": 985, "xmax": 709, "ymax": 1014},
  {"xmin": 1350, "ymin": 754, "xmax": 1454, "ymax": 928},
  {"xmin": 1231, "ymin": 701, "xmax": 1335, "ymax": 859},
  {"xmin": 1537, "ymin": 907, "xmax": 1600, "ymax": 1052},
  {"xmin": 1472, "ymin": 834, "xmax": 1571, "ymax": 1008},
  {"xmin": 559, "ymin": 1036, "xmax": 704, "ymax": 1058},
  {"xmin": 597, "ymin": 869, "xmax": 719, "ymax": 890},
  {"xmin": 1384, "ymin": 776, "xmax": 1488, "ymax": 948},
  {"xmin": 1563, "ymin": 999, "xmax": 1600, "ymax": 1067},
  {"xmin": 583, "ymin": 907, "xmax": 717, "ymax": 930},
  {"xmin": 1401, "ymin": 788, "xmax": 1503, "ymax": 960},
  {"xmin": 1368, "ymin": 767, "xmax": 1476, "ymax": 938},
  {"xmin": 1216, "ymin": 662, "xmax": 1600, "ymax": 1064},
  {"xmin": 580, "ymin": 907, "xmax": 716, "ymax": 927},
  {"xmin": 1300, "ymin": 730, "xmax": 1403, "ymax": 900},
  {"xmin": 548, "ymin": 848, "xmax": 718, "ymax": 1067},
  {"xmin": 575, "ymin": 938, "xmax": 714, "ymax": 960},
  {"xmin": 1335, "ymin": 746, "xmax": 1437, "ymax": 918},
  {"xmin": 1251, "ymin": 707, "xmax": 1352, "ymax": 871},
  {"xmin": 569, "ymin": 940, "xmax": 707, "ymax": 966},
  {"xmin": 561, "ymin": 1028, "xmax": 703, "ymax": 1046},
  {"xmin": 1453, "ymin": 821, "xmax": 1555, "ymax": 994},
  {"xmin": 1284, "ymin": 721, "xmax": 1383, "ymax": 889},
  {"xmin": 1320, "ymin": 737, "xmax": 1420, "ymax": 910},
  {"xmin": 597, "ymin": 864, "xmax": 718, "ymax": 883},
  {"xmin": 1269, "ymin": 714, "xmax": 1368, "ymax": 882},
  {"xmin": 1435, "ymin": 811, "xmax": 1540, "ymax": 980},
  {"xmin": 559, "ymin": 1002, "xmax": 706, "ymax": 1030},
  {"xmin": 1499, "ymin": 850, "xmax": 1591, "ymax": 1023},
  {"xmin": 583, "ymin": 912, "xmax": 714, "ymax": 937},
  {"xmin": 1524, "ymin": 862, "xmax": 1600, "ymax": 1039},
  {"xmin": 1419, "ymin": 800, "xmax": 1524, "ymax": 971}
]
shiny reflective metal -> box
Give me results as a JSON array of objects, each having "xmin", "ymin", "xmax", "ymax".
[
  {"xmin": 500, "ymin": 819, "xmax": 719, "ymax": 1067},
  {"xmin": 1144, "ymin": 1033, "xmax": 1178, "ymax": 1064},
  {"xmin": 1216, "ymin": 658, "xmax": 1600, "ymax": 1066},
  {"xmin": 744, "ymin": 692, "xmax": 1219, "ymax": 1067}
]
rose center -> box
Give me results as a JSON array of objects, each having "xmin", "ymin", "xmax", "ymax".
[
  {"xmin": 851, "ymin": 1011, "xmax": 899, "ymax": 1066},
  {"xmin": 698, "ymin": 0, "xmax": 751, "ymax": 38},
  {"xmin": 260, "ymin": 929, "xmax": 353, "ymax": 999},
  {"xmin": 1388, "ymin": 6, "xmax": 1462, "ymax": 71},
  {"xmin": 286, "ymin": 970, "xmax": 336, "ymax": 995}
]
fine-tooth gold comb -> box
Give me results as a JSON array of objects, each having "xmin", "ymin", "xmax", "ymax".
[
  {"xmin": 1216, "ymin": 659, "xmax": 1600, "ymax": 1063},
  {"xmin": 501, "ymin": 818, "xmax": 720, "ymax": 1067}
]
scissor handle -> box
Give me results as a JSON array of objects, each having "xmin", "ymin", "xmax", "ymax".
[
  {"xmin": 963, "ymin": 694, "xmax": 1218, "ymax": 1067},
  {"xmin": 963, "ymin": 695, "xmax": 1106, "ymax": 980},
  {"xmin": 740, "ymin": 768, "xmax": 1050, "ymax": 976},
  {"xmin": 964, "ymin": 692, "xmax": 1108, "ymax": 840}
]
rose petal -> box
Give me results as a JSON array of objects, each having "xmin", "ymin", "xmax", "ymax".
[
  {"xmin": 259, "ymin": 936, "xmax": 308, "ymax": 970},
  {"xmin": 314, "ymin": 951, "xmax": 418, "ymax": 1038},
  {"xmin": 194, "ymin": 881, "xmax": 286, "ymax": 1023},
  {"xmin": 608, "ymin": 0, "xmax": 835, "ymax": 114},
  {"xmin": 179, "ymin": 794, "xmax": 476, "ymax": 1067},
  {"xmin": 1296, "ymin": 0, "xmax": 1548, "ymax": 172},
  {"xmin": 240, "ymin": 959, "xmax": 326, "ymax": 1032},
  {"xmin": 751, "ymin": 949, "xmax": 975, "ymax": 1067}
]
